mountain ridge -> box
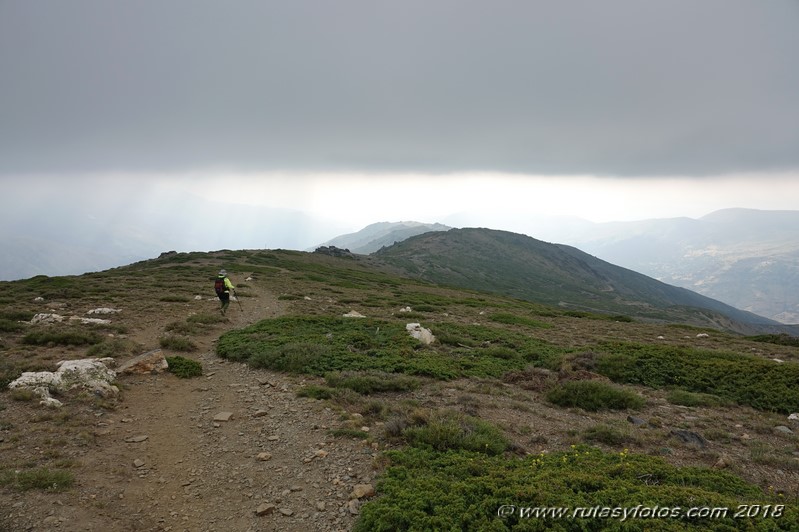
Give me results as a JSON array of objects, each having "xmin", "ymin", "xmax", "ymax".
[{"xmin": 373, "ymin": 227, "xmax": 797, "ymax": 335}]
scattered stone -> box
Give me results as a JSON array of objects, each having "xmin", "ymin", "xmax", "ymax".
[
  {"xmin": 626, "ymin": 416, "xmax": 647, "ymax": 426},
  {"xmin": 669, "ymin": 429, "xmax": 707, "ymax": 449},
  {"xmin": 267, "ymin": 435, "xmax": 279, "ymax": 441},
  {"xmin": 351, "ymin": 484, "xmax": 375, "ymax": 499},
  {"xmin": 255, "ymin": 503, "xmax": 276, "ymax": 516},
  {"xmin": 788, "ymin": 413, "xmax": 799, "ymax": 423},
  {"xmin": 774, "ymin": 425, "xmax": 794, "ymax": 435},
  {"xmin": 213, "ymin": 412, "xmax": 234, "ymax": 422},
  {"xmin": 133, "ymin": 459, "xmax": 145, "ymax": 468},
  {"xmin": 125, "ymin": 435, "xmax": 149, "ymax": 443},
  {"xmin": 713, "ymin": 455, "xmax": 729, "ymax": 469},
  {"xmin": 279, "ymin": 508, "xmax": 294, "ymax": 516},
  {"xmin": 253, "ymin": 409, "xmax": 269, "ymax": 418},
  {"xmin": 696, "ymin": 333, "xmax": 710, "ymax": 338},
  {"xmin": 347, "ymin": 499, "xmax": 361, "ymax": 515},
  {"xmin": 257, "ymin": 452, "xmax": 273, "ymax": 461},
  {"xmin": 399, "ymin": 306, "xmax": 413, "ymax": 313},
  {"xmin": 343, "ymin": 310, "xmax": 366, "ymax": 318},
  {"xmin": 316, "ymin": 501, "xmax": 326, "ymax": 511},
  {"xmin": 118, "ymin": 349, "xmax": 169, "ymax": 375}
]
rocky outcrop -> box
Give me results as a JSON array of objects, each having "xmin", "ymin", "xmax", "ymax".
[
  {"xmin": 117, "ymin": 349, "xmax": 169, "ymax": 375},
  {"xmin": 9, "ymin": 357, "xmax": 118, "ymax": 407}
]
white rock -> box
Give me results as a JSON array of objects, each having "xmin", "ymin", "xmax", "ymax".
[
  {"xmin": 406, "ymin": 323, "xmax": 436, "ymax": 345},
  {"xmin": 87, "ymin": 308, "xmax": 121, "ymax": 315},
  {"xmin": 9, "ymin": 358, "xmax": 118, "ymax": 404},
  {"xmin": 70, "ymin": 316, "xmax": 111, "ymax": 325},
  {"xmin": 343, "ymin": 311, "xmax": 366, "ymax": 318},
  {"xmin": 30, "ymin": 313, "xmax": 64, "ymax": 324}
]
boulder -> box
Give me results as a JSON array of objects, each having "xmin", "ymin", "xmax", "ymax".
[
  {"xmin": 343, "ymin": 310, "xmax": 366, "ymax": 318},
  {"xmin": 406, "ymin": 323, "xmax": 435, "ymax": 345},
  {"xmin": 117, "ymin": 349, "xmax": 169, "ymax": 375},
  {"xmin": 9, "ymin": 358, "xmax": 118, "ymax": 406}
]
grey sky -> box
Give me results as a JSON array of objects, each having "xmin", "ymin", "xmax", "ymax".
[{"xmin": 2, "ymin": 0, "xmax": 797, "ymax": 177}]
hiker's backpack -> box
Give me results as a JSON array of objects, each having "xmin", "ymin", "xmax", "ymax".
[{"xmin": 214, "ymin": 277, "xmax": 226, "ymax": 295}]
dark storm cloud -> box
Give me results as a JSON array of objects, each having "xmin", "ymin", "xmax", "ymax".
[{"xmin": 1, "ymin": 0, "xmax": 797, "ymax": 176}]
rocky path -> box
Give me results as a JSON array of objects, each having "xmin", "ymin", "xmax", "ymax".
[{"xmin": 6, "ymin": 284, "xmax": 378, "ymax": 531}]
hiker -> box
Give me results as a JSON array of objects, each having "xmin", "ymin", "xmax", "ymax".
[{"xmin": 214, "ymin": 269, "xmax": 235, "ymax": 315}]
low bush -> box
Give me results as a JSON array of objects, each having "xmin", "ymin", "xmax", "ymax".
[
  {"xmin": 595, "ymin": 342, "xmax": 799, "ymax": 413},
  {"xmin": 0, "ymin": 319, "xmax": 25, "ymax": 333},
  {"xmin": 0, "ymin": 467, "xmax": 74, "ymax": 492},
  {"xmin": 546, "ymin": 380, "xmax": 645, "ymax": 411},
  {"xmin": 401, "ymin": 409, "xmax": 508, "ymax": 455},
  {"xmin": 87, "ymin": 338, "xmax": 145, "ymax": 358},
  {"xmin": 489, "ymin": 313, "xmax": 551, "ymax": 329},
  {"xmin": 217, "ymin": 316, "xmax": 565, "ymax": 380},
  {"xmin": 324, "ymin": 371, "xmax": 420, "ymax": 395},
  {"xmin": 22, "ymin": 329, "xmax": 103, "ymax": 347},
  {"xmin": 159, "ymin": 335, "xmax": 198, "ymax": 352},
  {"xmin": 582, "ymin": 423, "xmax": 637, "ymax": 446},
  {"xmin": 745, "ymin": 333, "xmax": 799, "ymax": 347},
  {"xmin": 666, "ymin": 389, "xmax": 729, "ymax": 408},
  {"xmin": 354, "ymin": 446, "xmax": 796, "ymax": 531},
  {"xmin": 165, "ymin": 356, "xmax": 203, "ymax": 378}
]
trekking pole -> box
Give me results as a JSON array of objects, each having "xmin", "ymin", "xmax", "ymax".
[{"xmin": 233, "ymin": 289, "xmax": 244, "ymax": 311}]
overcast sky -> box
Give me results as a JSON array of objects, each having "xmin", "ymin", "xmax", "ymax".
[{"xmin": 1, "ymin": 1, "xmax": 798, "ymax": 248}]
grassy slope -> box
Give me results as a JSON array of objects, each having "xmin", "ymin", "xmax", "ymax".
[
  {"xmin": 2, "ymin": 248, "xmax": 799, "ymax": 530},
  {"xmin": 373, "ymin": 227, "xmax": 786, "ymax": 333}
]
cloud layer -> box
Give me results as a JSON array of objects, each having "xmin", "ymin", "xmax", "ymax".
[{"xmin": 1, "ymin": 0, "xmax": 797, "ymax": 176}]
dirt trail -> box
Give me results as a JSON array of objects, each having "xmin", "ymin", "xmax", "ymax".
[{"xmin": 5, "ymin": 283, "xmax": 377, "ymax": 532}]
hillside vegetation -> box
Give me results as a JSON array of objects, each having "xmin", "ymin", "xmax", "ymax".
[
  {"xmin": 1, "ymin": 248, "xmax": 798, "ymax": 530},
  {"xmin": 374, "ymin": 227, "xmax": 798, "ymax": 335}
]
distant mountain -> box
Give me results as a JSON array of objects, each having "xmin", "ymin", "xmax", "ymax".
[
  {"xmin": 313, "ymin": 221, "xmax": 451, "ymax": 254},
  {"xmin": 374, "ymin": 227, "xmax": 797, "ymax": 335},
  {"xmin": 538, "ymin": 209, "xmax": 799, "ymax": 324}
]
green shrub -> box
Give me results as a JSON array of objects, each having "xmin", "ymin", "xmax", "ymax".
[
  {"xmin": 0, "ymin": 319, "xmax": 25, "ymax": 333},
  {"xmin": 745, "ymin": 333, "xmax": 799, "ymax": 347},
  {"xmin": 87, "ymin": 338, "xmax": 145, "ymax": 358},
  {"xmin": 0, "ymin": 468, "xmax": 74, "ymax": 492},
  {"xmin": 666, "ymin": 389, "xmax": 728, "ymax": 408},
  {"xmin": 325, "ymin": 371, "xmax": 420, "ymax": 394},
  {"xmin": 583, "ymin": 424, "xmax": 636, "ymax": 446},
  {"xmin": 546, "ymin": 380, "xmax": 645, "ymax": 411},
  {"xmin": 159, "ymin": 335, "xmax": 198, "ymax": 352},
  {"xmin": 22, "ymin": 329, "xmax": 103, "ymax": 347},
  {"xmin": 165, "ymin": 356, "xmax": 203, "ymax": 378},
  {"xmin": 489, "ymin": 312, "xmax": 550, "ymax": 329},
  {"xmin": 595, "ymin": 342, "xmax": 799, "ymax": 413},
  {"xmin": 354, "ymin": 446, "xmax": 796, "ymax": 531},
  {"xmin": 159, "ymin": 295, "xmax": 190, "ymax": 302},
  {"xmin": 401, "ymin": 410, "xmax": 508, "ymax": 455},
  {"xmin": 297, "ymin": 384, "xmax": 336, "ymax": 400},
  {"xmin": 217, "ymin": 316, "xmax": 564, "ymax": 380}
]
